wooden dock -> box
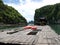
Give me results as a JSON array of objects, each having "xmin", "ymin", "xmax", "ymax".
[{"xmin": 0, "ymin": 25, "xmax": 60, "ymax": 45}]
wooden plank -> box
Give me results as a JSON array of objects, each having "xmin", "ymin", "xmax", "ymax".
[
  {"xmin": 0, "ymin": 29, "xmax": 32, "ymax": 44},
  {"xmin": 8, "ymin": 35, "xmax": 32, "ymax": 44},
  {"xmin": 18, "ymin": 35, "xmax": 32, "ymax": 44},
  {"xmin": 23, "ymin": 35, "xmax": 36, "ymax": 45},
  {"xmin": 0, "ymin": 25, "xmax": 59, "ymax": 45},
  {"xmin": 35, "ymin": 44, "xmax": 48, "ymax": 45}
]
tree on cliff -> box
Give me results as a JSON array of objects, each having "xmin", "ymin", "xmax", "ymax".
[
  {"xmin": 34, "ymin": 3, "xmax": 60, "ymax": 25},
  {"xmin": 0, "ymin": 0, "xmax": 27, "ymax": 25}
]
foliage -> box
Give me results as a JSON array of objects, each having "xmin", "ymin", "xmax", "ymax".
[
  {"xmin": 34, "ymin": 3, "xmax": 60, "ymax": 25},
  {"xmin": 0, "ymin": 0, "xmax": 27, "ymax": 25}
]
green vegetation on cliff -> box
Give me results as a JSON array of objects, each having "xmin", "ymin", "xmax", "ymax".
[
  {"xmin": 34, "ymin": 3, "xmax": 60, "ymax": 25},
  {"xmin": 0, "ymin": 0, "xmax": 27, "ymax": 25}
]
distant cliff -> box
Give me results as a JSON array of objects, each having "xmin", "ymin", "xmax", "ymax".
[
  {"xmin": 0, "ymin": 0, "xmax": 27, "ymax": 25},
  {"xmin": 34, "ymin": 3, "xmax": 60, "ymax": 25}
]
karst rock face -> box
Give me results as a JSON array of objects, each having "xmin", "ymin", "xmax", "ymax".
[
  {"xmin": 0, "ymin": 0, "xmax": 27, "ymax": 26},
  {"xmin": 34, "ymin": 3, "xmax": 60, "ymax": 25}
]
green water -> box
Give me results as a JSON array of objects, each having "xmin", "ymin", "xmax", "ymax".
[
  {"xmin": 50, "ymin": 24, "xmax": 60, "ymax": 35},
  {"xmin": 0, "ymin": 26, "xmax": 21, "ymax": 31}
]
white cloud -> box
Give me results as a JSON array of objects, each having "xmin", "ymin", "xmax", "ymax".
[{"xmin": 4, "ymin": 0, "xmax": 60, "ymax": 22}]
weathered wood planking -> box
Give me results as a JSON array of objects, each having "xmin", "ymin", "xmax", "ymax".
[
  {"xmin": 35, "ymin": 25, "xmax": 59, "ymax": 45},
  {"xmin": 0, "ymin": 25, "xmax": 60, "ymax": 45},
  {"xmin": 0, "ymin": 29, "xmax": 32, "ymax": 43}
]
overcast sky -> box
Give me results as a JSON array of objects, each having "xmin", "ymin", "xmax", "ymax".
[{"xmin": 3, "ymin": 0, "xmax": 60, "ymax": 22}]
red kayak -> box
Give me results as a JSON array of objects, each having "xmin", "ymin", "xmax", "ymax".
[
  {"xmin": 24, "ymin": 26, "xmax": 32, "ymax": 29},
  {"xmin": 31, "ymin": 26, "xmax": 37, "ymax": 30},
  {"xmin": 24, "ymin": 26, "xmax": 37, "ymax": 30}
]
